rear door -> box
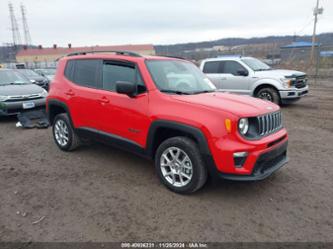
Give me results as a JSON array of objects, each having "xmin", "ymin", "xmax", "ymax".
[
  {"xmin": 64, "ymin": 59, "xmax": 103, "ymax": 130},
  {"xmin": 202, "ymin": 60, "xmax": 223, "ymax": 89}
]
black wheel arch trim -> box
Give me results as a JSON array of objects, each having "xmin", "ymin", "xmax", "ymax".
[
  {"xmin": 47, "ymin": 99, "xmax": 74, "ymax": 126},
  {"xmin": 146, "ymin": 119, "xmax": 211, "ymax": 158}
]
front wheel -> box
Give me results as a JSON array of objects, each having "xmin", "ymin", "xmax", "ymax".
[
  {"xmin": 155, "ymin": 137, "xmax": 207, "ymax": 194},
  {"xmin": 256, "ymin": 87, "xmax": 280, "ymax": 105}
]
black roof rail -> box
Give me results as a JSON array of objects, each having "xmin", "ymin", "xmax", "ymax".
[{"xmin": 66, "ymin": 50, "xmax": 143, "ymax": 57}]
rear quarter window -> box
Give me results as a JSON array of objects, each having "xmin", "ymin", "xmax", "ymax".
[
  {"xmin": 73, "ymin": 59, "xmax": 101, "ymax": 88},
  {"xmin": 64, "ymin": 60, "xmax": 75, "ymax": 81},
  {"xmin": 202, "ymin": 61, "xmax": 220, "ymax": 74}
]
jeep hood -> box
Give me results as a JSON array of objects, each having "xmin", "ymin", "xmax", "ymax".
[
  {"xmin": 254, "ymin": 69, "xmax": 306, "ymax": 78},
  {"xmin": 171, "ymin": 92, "xmax": 279, "ymax": 117}
]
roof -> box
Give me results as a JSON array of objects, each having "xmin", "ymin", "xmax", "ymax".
[
  {"xmin": 280, "ymin": 41, "xmax": 321, "ymax": 49},
  {"xmin": 16, "ymin": 44, "xmax": 155, "ymax": 57},
  {"xmin": 202, "ymin": 55, "xmax": 251, "ymax": 62}
]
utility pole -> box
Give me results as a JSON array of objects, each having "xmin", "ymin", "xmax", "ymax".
[
  {"xmin": 20, "ymin": 4, "xmax": 32, "ymax": 46},
  {"xmin": 310, "ymin": 0, "xmax": 323, "ymax": 63}
]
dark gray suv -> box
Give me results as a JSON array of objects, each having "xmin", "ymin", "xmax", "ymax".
[{"xmin": 0, "ymin": 69, "xmax": 47, "ymax": 116}]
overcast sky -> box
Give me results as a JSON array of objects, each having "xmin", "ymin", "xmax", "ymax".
[{"xmin": 0, "ymin": 0, "xmax": 332, "ymax": 47}]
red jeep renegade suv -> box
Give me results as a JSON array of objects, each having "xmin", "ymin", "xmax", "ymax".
[{"xmin": 47, "ymin": 51, "xmax": 288, "ymax": 194}]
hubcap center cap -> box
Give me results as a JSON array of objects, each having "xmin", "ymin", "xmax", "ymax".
[{"xmin": 171, "ymin": 162, "xmax": 181, "ymax": 172}]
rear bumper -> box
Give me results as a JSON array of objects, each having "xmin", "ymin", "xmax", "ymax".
[{"xmin": 0, "ymin": 98, "xmax": 46, "ymax": 116}]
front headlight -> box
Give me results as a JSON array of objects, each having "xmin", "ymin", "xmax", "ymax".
[
  {"xmin": 238, "ymin": 118, "xmax": 249, "ymax": 135},
  {"xmin": 280, "ymin": 78, "xmax": 294, "ymax": 88},
  {"xmin": 0, "ymin": 95, "xmax": 9, "ymax": 102},
  {"xmin": 41, "ymin": 89, "xmax": 48, "ymax": 97}
]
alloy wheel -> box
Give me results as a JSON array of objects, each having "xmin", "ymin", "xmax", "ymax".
[
  {"xmin": 258, "ymin": 91, "xmax": 273, "ymax": 101},
  {"xmin": 160, "ymin": 147, "xmax": 193, "ymax": 187},
  {"xmin": 54, "ymin": 119, "xmax": 69, "ymax": 147}
]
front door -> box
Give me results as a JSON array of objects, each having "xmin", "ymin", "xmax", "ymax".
[
  {"xmin": 98, "ymin": 60, "xmax": 150, "ymax": 147},
  {"xmin": 219, "ymin": 60, "xmax": 252, "ymax": 95}
]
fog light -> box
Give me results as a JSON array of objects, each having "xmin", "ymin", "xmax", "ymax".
[{"xmin": 233, "ymin": 152, "xmax": 248, "ymax": 168}]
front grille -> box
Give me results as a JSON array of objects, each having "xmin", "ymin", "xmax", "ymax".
[
  {"xmin": 257, "ymin": 111, "xmax": 283, "ymax": 136},
  {"xmin": 294, "ymin": 75, "xmax": 307, "ymax": 89},
  {"xmin": 6, "ymin": 94, "xmax": 42, "ymax": 102}
]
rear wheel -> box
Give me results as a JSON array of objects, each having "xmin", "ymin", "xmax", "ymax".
[
  {"xmin": 52, "ymin": 113, "xmax": 81, "ymax": 151},
  {"xmin": 256, "ymin": 87, "xmax": 280, "ymax": 104},
  {"xmin": 155, "ymin": 137, "xmax": 207, "ymax": 194}
]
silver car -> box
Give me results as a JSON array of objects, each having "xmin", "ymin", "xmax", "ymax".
[
  {"xmin": 200, "ymin": 56, "xmax": 309, "ymax": 104},
  {"xmin": 0, "ymin": 69, "xmax": 47, "ymax": 116}
]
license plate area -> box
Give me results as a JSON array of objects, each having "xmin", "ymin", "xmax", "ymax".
[{"xmin": 22, "ymin": 102, "xmax": 35, "ymax": 109}]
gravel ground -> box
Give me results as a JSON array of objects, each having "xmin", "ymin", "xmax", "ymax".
[{"xmin": 0, "ymin": 82, "xmax": 332, "ymax": 242}]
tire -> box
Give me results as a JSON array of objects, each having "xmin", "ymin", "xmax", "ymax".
[
  {"xmin": 52, "ymin": 113, "xmax": 81, "ymax": 151},
  {"xmin": 155, "ymin": 136, "xmax": 208, "ymax": 194},
  {"xmin": 256, "ymin": 87, "xmax": 280, "ymax": 105}
]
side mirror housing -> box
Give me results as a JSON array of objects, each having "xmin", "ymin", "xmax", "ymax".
[
  {"xmin": 237, "ymin": 70, "xmax": 249, "ymax": 76},
  {"xmin": 116, "ymin": 81, "xmax": 136, "ymax": 97}
]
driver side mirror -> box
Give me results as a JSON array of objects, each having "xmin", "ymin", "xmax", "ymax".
[
  {"xmin": 116, "ymin": 81, "xmax": 136, "ymax": 97},
  {"xmin": 237, "ymin": 70, "xmax": 248, "ymax": 76}
]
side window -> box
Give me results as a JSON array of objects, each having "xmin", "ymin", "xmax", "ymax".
[
  {"xmin": 64, "ymin": 60, "xmax": 75, "ymax": 81},
  {"xmin": 202, "ymin": 61, "xmax": 221, "ymax": 74},
  {"xmin": 222, "ymin": 61, "xmax": 246, "ymax": 76},
  {"xmin": 102, "ymin": 61, "xmax": 146, "ymax": 93},
  {"xmin": 73, "ymin": 59, "xmax": 101, "ymax": 88}
]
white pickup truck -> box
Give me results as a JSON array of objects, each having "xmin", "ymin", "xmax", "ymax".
[{"xmin": 200, "ymin": 56, "xmax": 309, "ymax": 104}]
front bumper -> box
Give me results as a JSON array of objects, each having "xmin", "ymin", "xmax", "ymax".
[
  {"xmin": 217, "ymin": 140, "xmax": 288, "ymax": 181},
  {"xmin": 279, "ymin": 86, "xmax": 309, "ymax": 100},
  {"xmin": 206, "ymin": 128, "xmax": 289, "ymax": 181},
  {"xmin": 0, "ymin": 98, "xmax": 46, "ymax": 116}
]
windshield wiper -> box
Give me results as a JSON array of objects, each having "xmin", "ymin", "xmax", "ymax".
[
  {"xmin": 255, "ymin": 68, "xmax": 271, "ymax": 71},
  {"xmin": 192, "ymin": 90, "xmax": 215, "ymax": 94},
  {"xmin": 2, "ymin": 82, "xmax": 27, "ymax": 85},
  {"xmin": 160, "ymin": 89, "xmax": 191, "ymax": 95}
]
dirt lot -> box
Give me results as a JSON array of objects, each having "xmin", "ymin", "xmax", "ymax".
[{"xmin": 0, "ymin": 81, "xmax": 332, "ymax": 242}]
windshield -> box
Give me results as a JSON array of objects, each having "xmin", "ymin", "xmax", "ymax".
[
  {"xmin": 0, "ymin": 70, "xmax": 31, "ymax": 85},
  {"xmin": 146, "ymin": 60, "xmax": 216, "ymax": 94},
  {"xmin": 241, "ymin": 58, "xmax": 271, "ymax": 71},
  {"xmin": 18, "ymin": 69, "xmax": 40, "ymax": 77}
]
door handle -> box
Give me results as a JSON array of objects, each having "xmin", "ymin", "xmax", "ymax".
[
  {"xmin": 99, "ymin": 97, "xmax": 110, "ymax": 104},
  {"xmin": 65, "ymin": 89, "xmax": 75, "ymax": 96}
]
